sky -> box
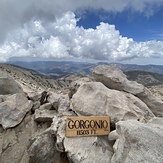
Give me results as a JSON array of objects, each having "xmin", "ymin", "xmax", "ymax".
[{"xmin": 0, "ymin": 0, "xmax": 163, "ymax": 65}]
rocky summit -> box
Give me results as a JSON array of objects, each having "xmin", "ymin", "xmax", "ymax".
[{"xmin": 0, "ymin": 64, "xmax": 163, "ymax": 163}]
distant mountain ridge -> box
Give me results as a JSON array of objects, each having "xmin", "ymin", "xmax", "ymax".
[
  {"xmin": 6, "ymin": 61, "xmax": 163, "ymax": 87},
  {"xmin": 112, "ymin": 63, "xmax": 163, "ymax": 75},
  {"xmin": 7, "ymin": 61, "xmax": 96, "ymax": 79},
  {"xmin": 8, "ymin": 61, "xmax": 163, "ymax": 75}
]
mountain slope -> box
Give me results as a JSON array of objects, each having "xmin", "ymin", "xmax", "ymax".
[
  {"xmin": 124, "ymin": 70, "xmax": 163, "ymax": 86},
  {"xmin": 1, "ymin": 62, "xmax": 163, "ymax": 99},
  {"xmin": 8, "ymin": 61, "xmax": 163, "ymax": 78},
  {"xmin": 7, "ymin": 61, "xmax": 96, "ymax": 79},
  {"xmin": 0, "ymin": 63, "xmax": 72, "ymax": 92}
]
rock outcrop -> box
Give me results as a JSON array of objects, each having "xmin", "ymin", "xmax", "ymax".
[
  {"xmin": 111, "ymin": 119, "xmax": 163, "ymax": 163},
  {"xmin": 93, "ymin": 65, "xmax": 163, "ymax": 117},
  {"xmin": 0, "ymin": 113, "xmax": 51, "ymax": 163},
  {"xmin": 0, "ymin": 93, "xmax": 33, "ymax": 129},
  {"xmin": 71, "ymin": 82, "xmax": 154, "ymax": 125},
  {"xmin": 68, "ymin": 77, "xmax": 94, "ymax": 98},
  {"xmin": 0, "ymin": 64, "xmax": 163, "ymax": 163},
  {"xmin": 93, "ymin": 65, "xmax": 144, "ymax": 95}
]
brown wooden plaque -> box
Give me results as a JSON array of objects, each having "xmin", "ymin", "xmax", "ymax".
[{"xmin": 66, "ymin": 116, "xmax": 110, "ymax": 137}]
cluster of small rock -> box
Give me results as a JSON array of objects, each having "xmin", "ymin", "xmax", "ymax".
[{"xmin": 0, "ymin": 65, "xmax": 163, "ymax": 163}]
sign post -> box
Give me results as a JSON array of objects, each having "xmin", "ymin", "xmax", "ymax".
[{"xmin": 66, "ymin": 116, "xmax": 110, "ymax": 137}]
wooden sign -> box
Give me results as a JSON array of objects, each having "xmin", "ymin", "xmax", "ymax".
[{"xmin": 66, "ymin": 116, "xmax": 110, "ymax": 137}]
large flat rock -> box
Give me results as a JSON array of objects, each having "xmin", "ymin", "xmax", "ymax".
[
  {"xmin": 92, "ymin": 65, "xmax": 144, "ymax": 95},
  {"xmin": 93, "ymin": 65, "xmax": 163, "ymax": 117},
  {"xmin": 71, "ymin": 82, "xmax": 154, "ymax": 125}
]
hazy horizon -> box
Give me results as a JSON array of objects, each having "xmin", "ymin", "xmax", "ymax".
[{"xmin": 1, "ymin": 56, "xmax": 162, "ymax": 66}]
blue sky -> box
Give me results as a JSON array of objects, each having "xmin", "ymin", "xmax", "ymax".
[
  {"xmin": 77, "ymin": 8, "xmax": 163, "ymax": 42},
  {"xmin": 0, "ymin": 0, "xmax": 163, "ymax": 65}
]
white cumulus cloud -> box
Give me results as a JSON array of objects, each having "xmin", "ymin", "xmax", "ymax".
[
  {"xmin": 0, "ymin": 12, "xmax": 163, "ymax": 62},
  {"xmin": 0, "ymin": 0, "xmax": 163, "ymax": 43}
]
